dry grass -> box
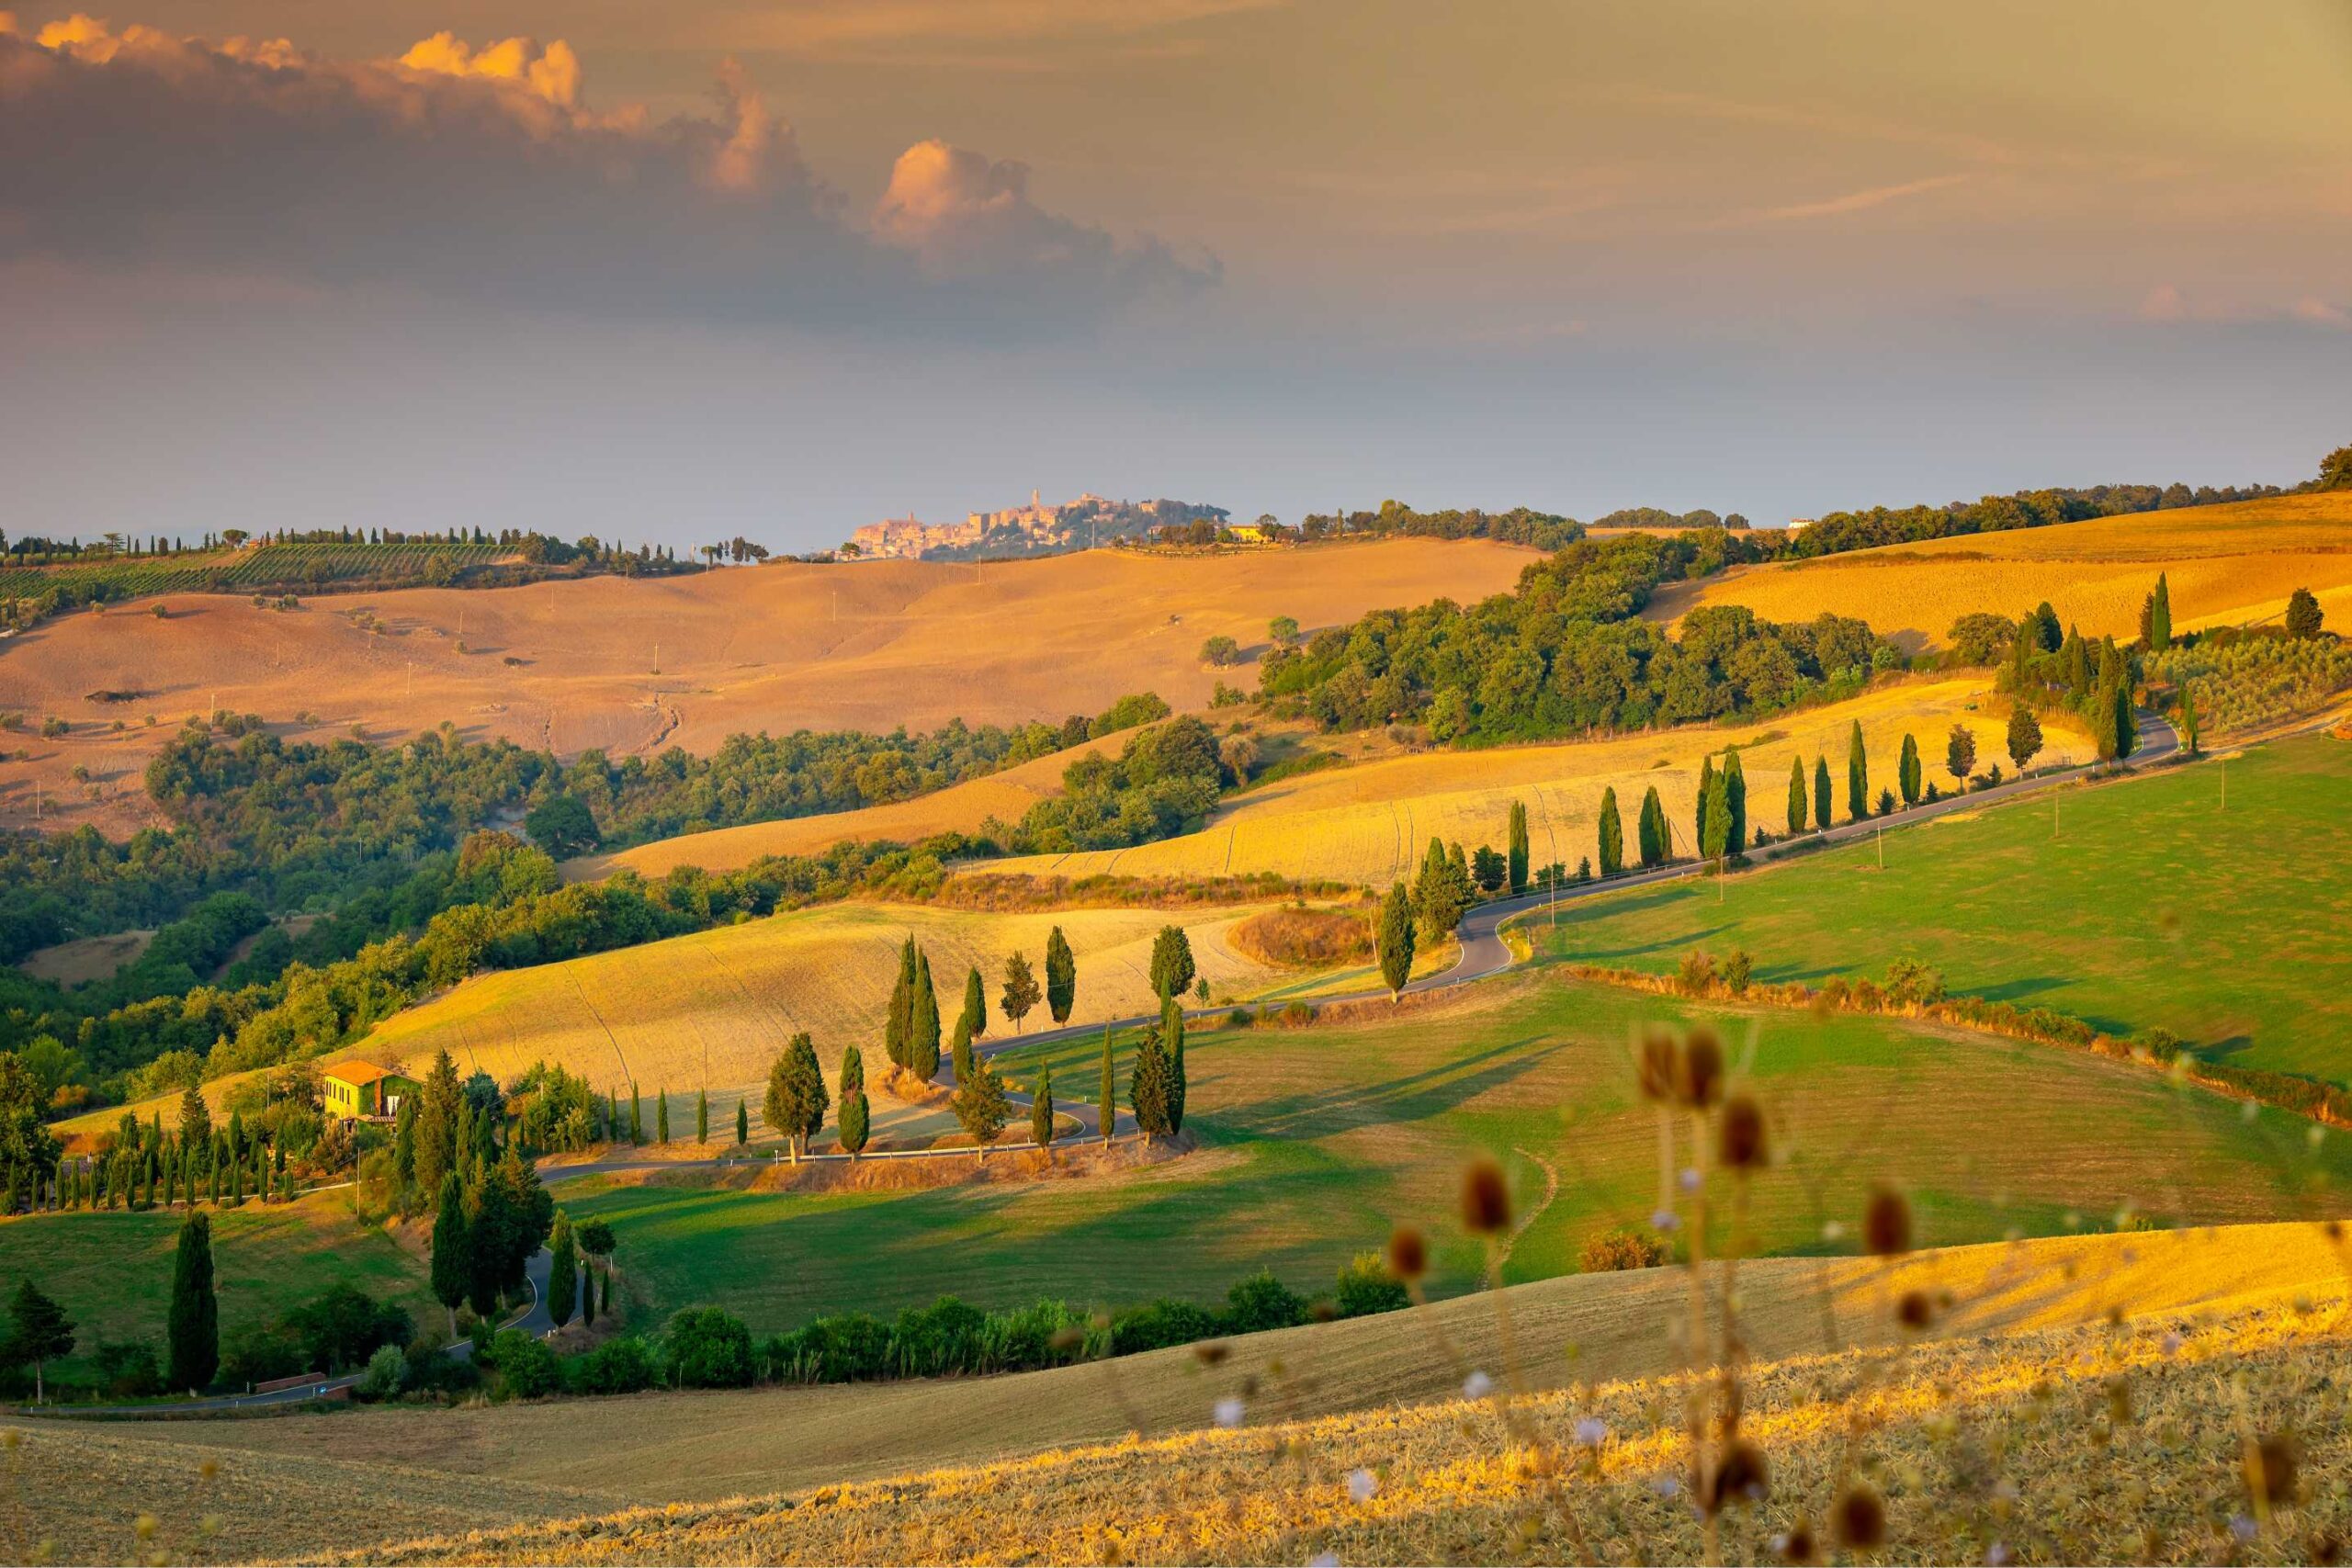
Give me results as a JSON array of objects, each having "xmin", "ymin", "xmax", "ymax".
[
  {"xmin": 15, "ymin": 929, "xmax": 153, "ymax": 986},
  {"xmin": 0, "ymin": 538, "xmax": 1534, "ymax": 837},
  {"xmin": 1226, "ymin": 906, "xmax": 1373, "ymax": 967},
  {"xmin": 562, "ymin": 728, "xmax": 1141, "ymax": 882},
  {"xmin": 31, "ymin": 1224, "xmax": 2343, "ymax": 1564},
  {"xmin": 1657, "ymin": 491, "xmax": 2352, "ymax": 653},
  {"xmin": 978, "ymin": 678, "xmax": 2082, "ymax": 886}
]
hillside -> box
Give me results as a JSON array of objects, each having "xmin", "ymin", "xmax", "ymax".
[
  {"xmin": 561, "ymin": 727, "xmax": 1141, "ymax": 882},
  {"xmin": 1652, "ymin": 491, "xmax": 2352, "ymax": 652},
  {"xmin": 19, "ymin": 1224, "xmax": 2345, "ymax": 1564},
  {"xmin": 0, "ymin": 536, "xmax": 1537, "ymax": 837},
  {"xmin": 976, "ymin": 677, "xmax": 2086, "ymax": 886},
  {"xmin": 1549, "ymin": 730, "xmax": 2352, "ymax": 1082}
]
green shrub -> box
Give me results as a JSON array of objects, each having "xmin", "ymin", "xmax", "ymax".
[
  {"xmin": 1223, "ymin": 1269, "xmax": 1308, "ymax": 1334},
  {"xmin": 1110, "ymin": 1298, "xmax": 1220, "ymax": 1356},
  {"xmin": 356, "ymin": 1344, "xmax": 407, "ymax": 1401},
  {"xmin": 887, "ymin": 1295, "xmax": 990, "ymax": 1379},
  {"xmin": 663, "ymin": 1307, "xmax": 754, "ymax": 1388},
  {"xmin": 1334, "ymin": 1253, "xmax": 1408, "ymax": 1318},
  {"xmin": 490, "ymin": 1329, "xmax": 561, "ymax": 1398},
  {"xmin": 566, "ymin": 1336, "xmax": 658, "ymax": 1394}
]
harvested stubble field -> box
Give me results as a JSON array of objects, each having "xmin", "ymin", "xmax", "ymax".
[
  {"xmin": 1548, "ymin": 730, "xmax": 2352, "ymax": 1083},
  {"xmin": 532, "ymin": 966, "xmax": 2352, "ymax": 1349},
  {"xmin": 0, "ymin": 1189, "xmax": 433, "ymax": 1387},
  {"xmin": 0, "ymin": 537, "xmax": 1533, "ymax": 836},
  {"xmin": 334, "ymin": 900, "xmax": 1285, "ymax": 1112},
  {"xmin": 976, "ymin": 678, "xmax": 2083, "ymax": 887},
  {"xmin": 1654, "ymin": 491, "xmax": 2352, "ymax": 653},
  {"xmin": 20, "ymin": 1225, "xmax": 2347, "ymax": 1565}
]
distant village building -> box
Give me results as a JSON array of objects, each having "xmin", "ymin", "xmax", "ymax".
[
  {"xmin": 845, "ymin": 491, "xmax": 1226, "ymax": 561},
  {"xmin": 1786, "ymin": 517, "xmax": 1816, "ymax": 532}
]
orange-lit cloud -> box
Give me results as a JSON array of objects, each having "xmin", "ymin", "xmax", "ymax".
[
  {"xmin": 696, "ymin": 0, "xmax": 1282, "ymax": 56},
  {"xmin": 0, "ymin": 16, "xmax": 1208, "ymax": 329},
  {"xmin": 1752, "ymin": 174, "xmax": 1973, "ymax": 225}
]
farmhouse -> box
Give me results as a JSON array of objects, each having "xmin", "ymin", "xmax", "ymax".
[{"xmin": 322, "ymin": 1060, "xmax": 418, "ymax": 1122}]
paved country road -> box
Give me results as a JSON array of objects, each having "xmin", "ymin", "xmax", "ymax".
[{"xmin": 19, "ymin": 709, "xmax": 2187, "ymax": 1419}]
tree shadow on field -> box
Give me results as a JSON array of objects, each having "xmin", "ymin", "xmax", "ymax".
[
  {"xmin": 1569, "ymin": 921, "xmax": 1739, "ymax": 964},
  {"xmin": 2200, "ymin": 1033, "xmax": 2257, "ymax": 1060},
  {"xmin": 1236, "ymin": 1035, "xmax": 1565, "ymax": 1142},
  {"xmin": 1967, "ymin": 976, "xmax": 2072, "ymax": 1006},
  {"xmin": 1555, "ymin": 884, "xmax": 1706, "ymax": 931}
]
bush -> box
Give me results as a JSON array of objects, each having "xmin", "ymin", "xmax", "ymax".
[
  {"xmin": 566, "ymin": 1336, "xmax": 659, "ymax": 1395},
  {"xmin": 283, "ymin": 1283, "xmax": 413, "ymax": 1372},
  {"xmin": 1677, "ymin": 949, "xmax": 1717, "ymax": 995},
  {"xmin": 1722, "ymin": 948, "xmax": 1754, "ymax": 997},
  {"xmin": 664, "ymin": 1307, "xmax": 754, "ymax": 1388},
  {"xmin": 1223, "ymin": 1269, "xmax": 1308, "ymax": 1334},
  {"xmin": 403, "ymin": 1328, "xmax": 475, "ymax": 1394},
  {"xmin": 356, "ymin": 1344, "xmax": 407, "ymax": 1401},
  {"xmin": 90, "ymin": 1340, "xmax": 162, "ymax": 1398},
  {"xmin": 1334, "ymin": 1253, "xmax": 1408, "ymax": 1318},
  {"xmin": 887, "ymin": 1296, "xmax": 990, "ymax": 1379},
  {"xmin": 768, "ymin": 1313, "xmax": 892, "ymax": 1384},
  {"xmin": 1581, "ymin": 1225, "xmax": 1669, "ymax": 1272},
  {"xmin": 220, "ymin": 1322, "xmax": 306, "ymax": 1389},
  {"xmin": 490, "ymin": 1329, "xmax": 561, "ymax": 1398},
  {"xmin": 1110, "ymin": 1297, "xmax": 1220, "ymax": 1356}
]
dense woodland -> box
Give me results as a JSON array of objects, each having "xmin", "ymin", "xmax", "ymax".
[
  {"xmin": 1258, "ymin": 527, "xmax": 1886, "ymax": 741},
  {"xmin": 1788, "ymin": 480, "xmax": 2287, "ymax": 558}
]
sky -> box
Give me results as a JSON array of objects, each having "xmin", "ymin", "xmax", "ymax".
[{"xmin": 4, "ymin": 0, "xmax": 2350, "ymax": 549}]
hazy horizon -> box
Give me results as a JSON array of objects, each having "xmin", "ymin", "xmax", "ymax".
[{"xmin": 5, "ymin": 1, "xmax": 2348, "ymax": 549}]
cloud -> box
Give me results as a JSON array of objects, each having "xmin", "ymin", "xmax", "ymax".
[
  {"xmin": 873, "ymin": 139, "xmax": 1214, "ymax": 297},
  {"xmin": 0, "ymin": 17, "xmax": 1211, "ymax": 333},
  {"xmin": 1752, "ymin": 174, "xmax": 1973, "ymax": 224},
  {"xmin": 2291, "ymin": 298, "xmax": 2350, "ymax": 330},
  {"xmin": 2140, "ymin": 284, "xmax": 2187, "ymax": 321},
  {"xmin": 698, "ymin": 0, "xmax": 1283, "ymax": 57}
]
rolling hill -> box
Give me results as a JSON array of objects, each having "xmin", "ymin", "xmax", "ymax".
[
  {"xmin": 1651, "ymin": 491, "xmax": 2352, "ymax": 654},
  {"xmin": 973, "ymin": 677, "xmax": 2086, "ymax": 886},
  {"xmin": 0, "ymin": 536, "xmax": 1538, "ymax": 837},
  {"xmin": 20, "ymin": 1223, "xmax": 2346, "ymax": 1564}
]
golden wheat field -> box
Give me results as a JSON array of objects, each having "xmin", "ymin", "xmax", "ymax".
[
  {"xmin": 1656, "ymin": 491, "xmax": 2352, "ymax": 653},
  {"xmin": 17, "ymin": 1224, "xmax": 2344, "ymax": 1565},
  {"xmin": 0, "ymin": 538, "xmax": 1534, "ymax": 838},
  {"xmin": 561, "ymin": 728, "xmax": 1141, "ymax": 883},
  {"xmin": 45, "ymin": 901, "xmax": 1305, "ymax": 1155},
  {"xmin": 976, "ymin": 678, "xmax": 2082, "ymax": 886}
]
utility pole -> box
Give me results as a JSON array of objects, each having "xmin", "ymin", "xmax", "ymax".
[
  {"xmin": 1876, "ymin": 827, "xmax": 1883, "ymax": 870},
  {"xmin": 2220, "ymin": 756, "xmax": 2226, "ymax": 811}
]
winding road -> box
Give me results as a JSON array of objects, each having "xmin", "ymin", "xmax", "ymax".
[{"xmin": 19, "ymin": 711, "xmax": 2184, "ymax": 1421}]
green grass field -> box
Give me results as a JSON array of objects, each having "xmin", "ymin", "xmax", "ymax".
[
  {"xmin": 1540, "ymin": 732, "xmax": 2352, "ymax": 1082},
  {"xmin": 561, "ymin": 971, "xmax": 2352, "ymax": 1337},
  {"xmin": 0, "ymin": 1192, "xmax": 433, "ymax": 1385}
]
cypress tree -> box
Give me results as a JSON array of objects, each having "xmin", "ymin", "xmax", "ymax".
[
  {"xmin": 1377, "ymin": 880, "xmax": 1416, "ymax": 999},
  {"xmin": 1032, "ymin": 1063, "xmax": 1056, "ymax": 1151},
  {"xmin": 209, "ymin": 1156, "xmax": 220, "ymax": 1207},
  {"xmin": 1898, "ymin": 733, "xmax": 1921, "ymax": 807},
  {"xmin": 2148, "ymin": 572, "xmax": 2172, "ymax": 650},
  {"xmin": 886, "ymin": 935, "xmax": 918, "ymax": 1067},
  {"xmin": 696, "ymin": 1088, "xmax": 708, "ymax": 1145},
  {"xmin": 2177, "ymin": 683, "xmax": 2199, "ymax": 756},
  {"xmin": 735, "ymin": 1100, "xmax": 749, "ymax": 1145},
  {"xmin": 1100, "ymin": 1025, "xmax": 1116, "ymax": 1144},
  {"xmin": 605, "ymin": 1088, "xmax": 619, "ymax": 1144},
  {"xmin": 2007, "ymin": 704, "xmax": 2044, "ymax": 772},
  {"xmin": 414, "ymin": 1048, "xmax": 461, "ymax": 1196},
  {"xmin": 1846, "ymin": 721, "xmax": 1869, "ymax": 821},
  {"xmin": 910, "ymin": 952, "xmax": 943, "ymax": 1080},
  {"xmin": 1701, "ymin": 766, "xmax": 1731, "ymax": 863},
  {"xmin": 1637, "ymin": 785, "xmax": 1666, "ymax": 867},
  {"xmin": 1694, "ymin": 755, "xmax": 1715, "ymax": 853},
  {"xmin": 1506, "ymin": 800, "xmax": 1530, "ymax": 894},
  {"xmin": 657, "ymin": 1089, "xmax": 670, "ymax": 1145},
  {"xmin": 1129, "ymin": 1031, "xmax": 1170, "ymax": 1140},
  {"xmin": 1000, "ymin": 952, "xmax": 1042, "ymax": 1032},
  {"xmin": 1723, "ymin": 750, "xmax": 1747, "ymax": 854},
  {"xmin": 629, "ymin": 1087, "xmax": 642, "ymax": 1145},
  {"xmin": 1596, "ymin": 787, "xmax": 1623, "ymax": 876},
  {"xmin": 166, "ymin": 1211, "xmax": 219, "ymax": 1393},
  {"xmin": 839, "ymin": 1044, "xmax": 870, "ymax": 1158},
  {"xmin": 548, "ymin": 1211, "xmax": 578, "ymax": 1327},
  {"xmin": 1787, "ymin": 754, "xmax": 1809, "ymax": 834},
  {"xmin": 1814, "ymin": 756, "xmax": 1832, "ymax": 829},
  {"xmin": 392, "ymin": 1097, "xmax": 418, "ymax": 1200},
  {"xmin": 600, "ymin": 1269, "xmax": 612, "ymax": 1318},
  {"xmin": 1164, "ymin": 999, "xmax": 1187, "ymax": 1136},
  {"xmin": 430, "ymin": 1172, "xmax": 468, "ymax": 1336},
  {"xmin": 961, "ymin": 965, "xmax": 989, "ymax": 1041},
  {"xmin": 951, "ymin": 1012, "xmax": 975, "ymax": 1088},
  {"xmin": 582, "ymin": 1268, "xmax": 595, "ymax": 1327},
  {"xmin": 230, "ymin": 1145, "xmax": 244, "ymax": 1207},
  {"xmin": 178, "ymin": 1083, "xmax": 212, "ymax": 1147},
  {"xmin": 1045, "ymin": 926, "xmax": 1077, "ymax": 1024}
]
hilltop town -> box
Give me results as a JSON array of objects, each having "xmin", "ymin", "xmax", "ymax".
[{"xmin": 846, "ymin": 491, "xmax": 1227, "ymax": 561}]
